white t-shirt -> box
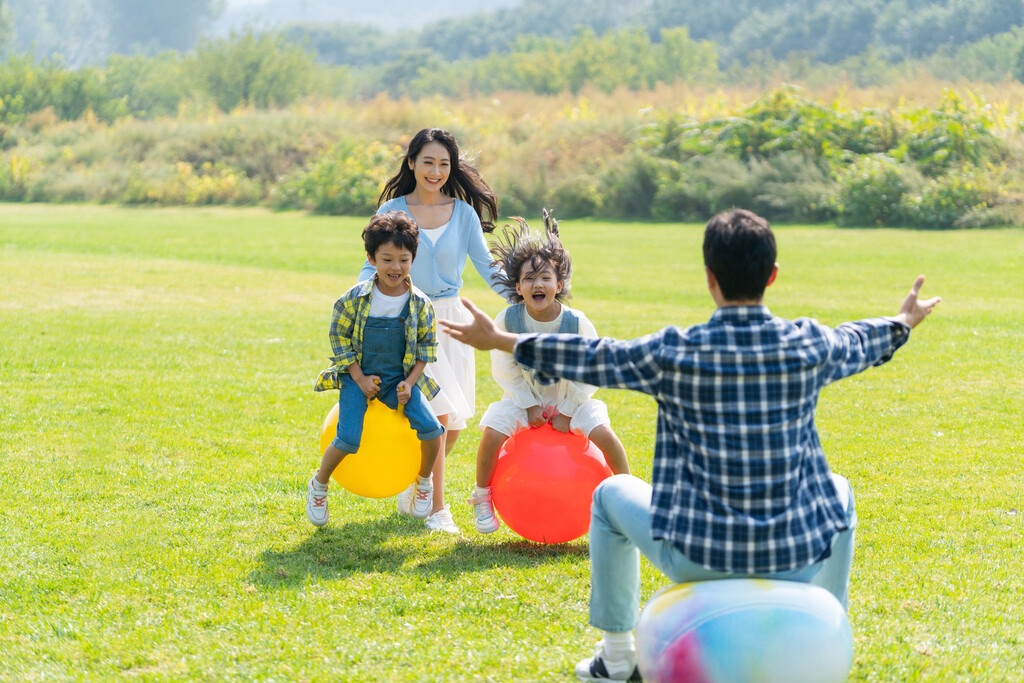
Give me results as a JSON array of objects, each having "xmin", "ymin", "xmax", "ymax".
[{"xmin": 369, "ymin": 285, "xmax": 410, "ymax": 318}]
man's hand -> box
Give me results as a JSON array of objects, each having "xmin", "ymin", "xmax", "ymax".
[
  {"xmin": 439, "ymin": 298, "xmax": 518, "ymax": 353},
  {"xmin": 527, "ymin": 405, "xmax": 548, "ymax": 429},
  {"xmin": 891, "ymin": 275, "xmax": 942, "ymax": 329}
]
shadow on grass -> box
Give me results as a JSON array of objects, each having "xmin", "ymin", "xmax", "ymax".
[
  {"xmin": 247, "ymin": 512, "xmax": 589, "ymax": 589},
  {"xmin": 412, "ymin": 537, "xmax": 588, "ymax": 577}
]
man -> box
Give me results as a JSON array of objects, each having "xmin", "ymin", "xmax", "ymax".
[{"xmin": 441, "ymin": 209, "xmax": 940, "ymax": 682}]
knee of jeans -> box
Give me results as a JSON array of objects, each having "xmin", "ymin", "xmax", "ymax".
[{"xmin": 591, "ymin": 474, "xmax": 630, "ymax": 515}]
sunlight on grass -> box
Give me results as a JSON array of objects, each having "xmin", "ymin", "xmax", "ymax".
[{"xmin": 1, "ymin": 204, "xmax": 1021, "ymax": 680}]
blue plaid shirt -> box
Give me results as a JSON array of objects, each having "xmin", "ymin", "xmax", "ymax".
[{"xmin": 513, "ymin": 305, "xmax": 911, "ymax": 574}]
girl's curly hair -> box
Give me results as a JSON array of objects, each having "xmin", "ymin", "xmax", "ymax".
[{"xmin": 491, "ymin": 208, "xmax": 572, "ymax": 304}]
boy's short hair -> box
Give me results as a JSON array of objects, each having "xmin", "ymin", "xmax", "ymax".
[
  {"xmin": 363, "ymin": 210, "xmax": 419, "ymax": 259},
  {"xmin": 491, "ymin": 209, "xmax": 572, "ymax": 304},
  {"xmin": 703, "ymin": 209, "xmax": 777, "ymax": 301}
]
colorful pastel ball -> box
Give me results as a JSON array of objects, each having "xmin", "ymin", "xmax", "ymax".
[{"xmin": 636, "ymin": 579, "xmax": 853, "ymax": 683}]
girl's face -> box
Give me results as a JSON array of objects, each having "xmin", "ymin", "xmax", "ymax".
[
  {"xmin": 516, "ymin": 259, "xmax": 563, "ymax": 321},
  {"xmin": 408, "ymin": 141, "xmax": 451, "ymax": 193}
]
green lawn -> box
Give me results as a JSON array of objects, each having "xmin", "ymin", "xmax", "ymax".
[{"xmin": 1, "ymin": 204, "xmax": 1021, "ymax": 681}]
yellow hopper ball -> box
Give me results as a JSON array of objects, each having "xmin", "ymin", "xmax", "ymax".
[{"xmin": 318, "ymin": 399, "xmax": 420, "ymax": 499}]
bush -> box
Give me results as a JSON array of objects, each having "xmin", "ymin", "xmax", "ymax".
[
  {"xmin": 899, "ymin": 171, "xmax": 988, "ymax": 229},
  {"xmin": 834, "ymin": 155, "xmax": 921, "ymax": 226},
  {"xmin": 271, "ymin": 139, "xmax": 399, "ymax": 215}
]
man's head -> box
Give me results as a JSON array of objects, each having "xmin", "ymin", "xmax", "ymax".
[{"xmin": 703, "ymin": 209, "xmax": 778, "ymax": 303}]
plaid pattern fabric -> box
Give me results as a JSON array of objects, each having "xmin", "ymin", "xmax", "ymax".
[
  {"xmin": 513, "ymin": 305, "xmax": 910, "ymax": 574},
  {"xmin": 313, "ymin": 276, "xmax": 440, "ymax": 400}
]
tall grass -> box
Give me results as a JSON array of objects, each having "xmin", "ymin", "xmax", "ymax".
[{"xmin": 1, "ymin": 204, "xmax": 1021, "ymax": 680}]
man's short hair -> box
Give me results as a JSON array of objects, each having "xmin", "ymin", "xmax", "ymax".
[
  {"xmin": 363, "ymin": 210, "xmax": 419, "ymax": 259},
  {"xmin": 703, "ymin": 209, "xmax": 777, "ymax": 301}
]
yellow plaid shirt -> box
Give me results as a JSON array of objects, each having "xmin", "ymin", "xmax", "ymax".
[{"xmin": 313, "ymin": 275, "xmax": 440, "ymax": 400}]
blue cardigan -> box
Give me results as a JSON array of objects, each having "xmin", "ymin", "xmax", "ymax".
[{"xmin": 359, "ymin": 196, "xmax": 506, "ymax": 300}]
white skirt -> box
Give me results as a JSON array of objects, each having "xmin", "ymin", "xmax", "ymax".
[{"xmin": 423, "ymin": 296, "xmax": 474, "ymax": 431}]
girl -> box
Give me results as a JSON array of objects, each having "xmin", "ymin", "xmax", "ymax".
[{"xmin": 359, "ymin": 128, "xmax": 507, "ymax": 534}]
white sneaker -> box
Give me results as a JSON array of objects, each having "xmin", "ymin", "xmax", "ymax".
[
  {"xmin": 467, "ymin": 487, "xmax": 500, "ymax": 534},
  {"xmin": 411, "ymin": 477, "xmax": 433, "ymax": 519},
  {"xmin": 396, "ymin": 483, "xmax": 415, "ymax": 515},
  {"xmin": 574, "ymin": 640, "xmax": 641, "ymax": 682},
  {"xmin": 306, "ymin": 477, "xmax": 328, "ymax": 527},
  {"xmin": 425, "ymin": 507, "xmax": 461, "ymax": 534}
]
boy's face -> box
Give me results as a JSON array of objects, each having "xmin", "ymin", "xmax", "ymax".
[
  {"xmin": 516, "ymin": 259, "xmax": 563, "ymax": 320},
  {"xmin": 368, "ymin": 241, "xmax": 413, "ymax": 295}
]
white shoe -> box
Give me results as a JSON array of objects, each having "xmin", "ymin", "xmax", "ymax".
[
  {"xmin": 306, "ymin": 477, "xmax": 328, "ymax": 527},
  {"xmin": 396, "ymin": 483, "xmax": 415, "ymax": 515},
  {"xmin": 468, "ymin": 487, "xmax": 500, "ymax": 534},
  {"xmin": 411, "ymin": 477, "xmax": 433, "ymax": 519},
  {"xmin": 425, "ymin": 507, "xmax": 461, "ymax": 534},
  {"xmin": 575, "ymin": 640, "xmax": 641, "ymax": 681}
]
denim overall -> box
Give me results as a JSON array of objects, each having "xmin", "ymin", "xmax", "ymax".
[{"xmin": 332, "ymin": 301, "xmax": 444, "ymax": 454}]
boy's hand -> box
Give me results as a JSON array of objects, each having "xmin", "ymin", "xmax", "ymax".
[
  {"xmin": 357, "ymin": 375, "xmax": 381, "ymax": 398},
  {"xmin": 396, "ymin": 381, "xmax": 411, "ymax": 405},
  {"xmin": 440, "ymin": 298, "xmax": 518, "ymax": 353},
  {"xmin": 550, "ymin": 414, "xmax": 571, "ymax": 433},
  {"xmin": 891, "ymin": 275, "xmax": 942, "ymax": 329},
  {"xmin": 527, "ymin": 405, "xmax": 549, "ymax": 428}
]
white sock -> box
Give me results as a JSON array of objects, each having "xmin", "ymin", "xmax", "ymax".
[
  {"xmin": 474, "ymin": 485, "xmax": 490, "ymax": 496},
  {"xmin": 417, "ymin": 475, "xmax": 431, "ymax": 487},
  {"xmin": 311, "ymin": 477, "xmax": 328, "ymax": 492},
  {"xmin": 602, "ymin": 631, "xmax": 635, "ymax": 660}
]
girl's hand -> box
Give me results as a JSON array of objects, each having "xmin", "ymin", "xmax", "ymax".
[
  {"xmin": 358, "ymin": 375, "xmax": 381, "ymax": 398},
  {"xmin": 396, "ymin": 381, "xmax": 412, "ymax": 405},
  {"xmin": 527, "ymin": 405, "xmax": 549, "ymax": 428},
  {"xmin": 550, "ymin": 414, "xmax": 571, "ymax": 433}
]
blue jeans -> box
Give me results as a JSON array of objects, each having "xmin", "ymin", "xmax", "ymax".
[
  {"xmin": 588, "ymin": 473, "xmax": 856, "ymax": 632},
  {"xmin": 332, "ymin": 310, "xmax": 444, "ymax": 454}
]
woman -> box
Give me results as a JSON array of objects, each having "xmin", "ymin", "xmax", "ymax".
[{"xmin": 359, "ymin": 127, "xmax": 507, "ymax": 533}]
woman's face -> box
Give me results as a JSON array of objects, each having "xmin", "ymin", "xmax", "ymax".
[{"xmin": 409, "ymin": 141, "xmax": 451, "ymax": 193}]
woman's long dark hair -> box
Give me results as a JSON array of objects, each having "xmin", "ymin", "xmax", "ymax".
[{"xmin": 378, "ymin": 128, "xmax": 499, "ymax": 233}]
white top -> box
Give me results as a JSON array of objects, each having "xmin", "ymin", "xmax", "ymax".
[
  {"xmin": 368, "ymin": 285, "xmax": 410, "ymax": 318},
  {"xmin": 421, "ymin": 221, "xmax": 449, "ymax": 244},
  {"xmin": 490, "ymin": 305, "xmax": 599, "ymax": 416}
]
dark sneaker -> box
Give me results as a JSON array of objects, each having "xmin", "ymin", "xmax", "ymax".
[{"xmin": 575, "ymin": 640, "xmax": 642, "ymax": 682}]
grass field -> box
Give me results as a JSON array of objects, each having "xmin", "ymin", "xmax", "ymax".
[{"xmin": 1, "ymin": 203, "xmax": 1021, "ymax": 681}]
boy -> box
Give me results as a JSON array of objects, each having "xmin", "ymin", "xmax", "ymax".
[
  {"xmin": 467, "ymin": 211, "xmax": 630, "ymax": 534},
  {"xmin": 306, "ymin": 211, "xmax": 445, "ymax": 528},
  {"xmin": 440, "ymin": 208, "xmax": 941, "ymax": 682}
]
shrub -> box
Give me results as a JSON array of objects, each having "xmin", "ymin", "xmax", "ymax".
[
  {"xmin": 899, "ymin": 171, "xmax": 988, "ymax": 229},
  {"xmin": 270, "ymin": 139, "xmax": 399, "ymax": 215},
  {"xmin": 834, "ymin": 155, "xmax": 921, "ymax": 226}
]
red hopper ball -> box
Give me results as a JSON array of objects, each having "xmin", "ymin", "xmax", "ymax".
[{"xmin": 489, "ymin": 423, "xmax": 613, "ymax": 544}]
